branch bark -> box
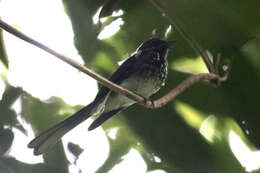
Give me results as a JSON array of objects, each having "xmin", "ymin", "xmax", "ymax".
[
  {"xmin": 0, "ymin": 19, "xmax": 145, "ymax": 104},
  {"xmin": 0, "ymin": 19, "xmax": 224, "ymax": 109}
]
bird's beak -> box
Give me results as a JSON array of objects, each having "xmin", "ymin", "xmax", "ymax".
[{"xmin": 167, "ymin": 40, "xmax": 177, "ymax": 48}]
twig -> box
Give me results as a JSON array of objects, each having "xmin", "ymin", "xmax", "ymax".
[
  {"xmin": 149, "ymin": 0, "xmax": 215, "ymax": 73},
  {"xmin": 0, "ymin": 19, "xmax": 145, "ymax": 103},
  {"xmin": 149, "ymin": 73, "xmax": 225, "ymax": 108},
  {"xmin": 0, "ymin": 19, "xmax": 223, "ymax": 109}
]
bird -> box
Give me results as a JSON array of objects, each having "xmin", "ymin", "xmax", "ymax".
[{"xmin": 28, "ymin": 38, "xmax": 174, "ymax": 155}]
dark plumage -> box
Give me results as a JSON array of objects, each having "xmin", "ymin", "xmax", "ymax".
[{"xmin": 28, "ymin": 38, "xmax": 173, "ymax": 155}]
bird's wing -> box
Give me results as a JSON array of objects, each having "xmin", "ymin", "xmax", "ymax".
[
  {"xmin": 88, "ymin": 107, "xmax": 126, "ymax": 131},
  {"xmin": 93, "ymin": 54, "xmax": 138, "ymax": 103},
  {"xmin": 93, "ymin": 49, "xmax": 156, "ymax": 104}
]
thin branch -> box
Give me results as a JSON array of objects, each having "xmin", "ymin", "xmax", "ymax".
[
  {"xmin": 149, "ymin": 0, "xmax": 215, "ymax": 73},
  {"xmin": 0, "ymin": 19, "xmax": 223, "ymax": 109},
  {"xmin": 149, "ymin": 73, "xmax": 224, "ymax": 108},
  {"xmin": 0, "ymin": 19, "xmax": 145, "ymax": 104}
]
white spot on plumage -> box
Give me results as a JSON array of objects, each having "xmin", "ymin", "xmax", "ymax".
[
  {"xmin": 156, "ymin": 52, "xmax": 160, "ymax": 60},
  {"xmin": 135, "ymin": 49, "xmax": 142, "ymax": 58}
]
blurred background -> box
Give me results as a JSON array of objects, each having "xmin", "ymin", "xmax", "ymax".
[{"xmin": 0, "ymin": 0, "xmax": 260, "ymax": 172}]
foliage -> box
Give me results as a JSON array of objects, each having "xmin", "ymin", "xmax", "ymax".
[{"xmin": 0, "ymin": 0, "xmax": 260, "ymax": 173}]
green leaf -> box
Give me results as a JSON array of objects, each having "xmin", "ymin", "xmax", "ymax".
[
  {"xmin": 0, "ymin": 86, "xmax": 22, "ymax": 108},
  {"xmin": 0, "ymin": 127, "xmax": 14, "ymax": 155},
  {"xmin": 62, "ymin": 0, "xmax": 260, "ymax": 172},
  {"xmin": 0, "ymin": 29, "xmax": 8, "ymax": 68},
  {"xmin": 0, "ymin": 157, "xmax": 49, "ymax": 173},
  {"xmin": 21, "ymin": 93, "xmax": 72, "ymax": 172},
  {"xmin": 99, "ymin": 0, "xmax": 119, "ymax": 19}
]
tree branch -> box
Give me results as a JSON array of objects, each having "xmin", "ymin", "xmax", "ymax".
[
  {"xmin": 149, "ymin": 0, "xmax": 215, "ymax": 74},
  {"xmin": 149, "ymin": 73, "xmax": 225, "ymax": 108},
  {"xmin": 0, "ymin": 19, "xmax": 225, "ymax": 109},
  {"xmin": 0, "ymin": 19, "xmax": 145, "ymax": 104}
]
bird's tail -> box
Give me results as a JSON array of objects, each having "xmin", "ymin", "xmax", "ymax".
[{"xmin": 28, "ymin": 102, "xmax": 96, "ymax": 155}]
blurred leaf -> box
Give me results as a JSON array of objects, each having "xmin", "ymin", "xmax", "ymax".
[
  {"xmin": 0, "ymin": 85, "xmax": 25, "ymax": 133},
  {"xmin": 1, "ymin": 0, "xmax": 260, "ymax": 172},
  {"xmin": 150, "ymin": 0, "xmax": 260, "ymax": 57},
  {"xmin": 0, "ymin": 157, "xmax": 49, "ymax": 173},
  {"xmin": 0, "ymin": 29, "xmax": 8, "ymax": 68},
  {"xmin": 43, "ymin": 142, "xmax": 69, "ymax": 173},
  {"xmin": 62, "ymin": 0, "xmax": 105, "ymax": 62},
  {"xmin": 99, "ymin": 0, "xmax": 119, "ymax": 19},
  {"xmin": 0, "ymin": 105, "xmax": 26, "ymax": 134},
  {"xmin": 21, "ymin": 92, "xmax": 74, "ymax": 135},
  {"xmin": 0, "ymin": 86, "xmax": 22, "ymax": 108},
  {"xmin": 61, "ymin": 0, "xmax": 260, "ymax": 172},
  {"xmin": 0, "ymin": 127, "xmax": 14, "ymax": 155},
  {"xmin": 21, "ymin": 93, "xmax": 72, "ymax": 172},
  {"xmin": 67, "ymin": 142, "xmax": 84, "ymax": 159},
  {"xmin": 63, "ymin": 0, "xmax": 169, "ymax": 66},
  {"xmin": 95, "ymin": 121, "xmax": 137, "ymax": 172}
]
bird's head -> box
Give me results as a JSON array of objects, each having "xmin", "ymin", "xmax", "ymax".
[{"xmin": 137, "ymin": 38, "xmax": 175, "ymax": 52}]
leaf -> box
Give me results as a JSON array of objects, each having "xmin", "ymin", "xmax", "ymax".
[
  {"xmin": 1, "ymin": 0, "xmax": 257, "ymax": 172},
  {"xmin": 0, "ymin": 29, "xmax": 8, "ymax": 68},
  {"xmin": 0, "ymin": 86, "xmax": 22, "ymax": 108},
  {"xmin": 151, "ymin": 0, "xmax": 260, "ymax": 57},
  {"xmin": 62, "ymin": 0, "xmax": 260, "ymax": 172},
  {"xmin": 0, "ymin": 85, "xmax": 25, "ymax": 133},
  {"xmin": 21, "ymin": 93, "xmax": 72, "ymax": 172},
  {"xmin": 0, "ymin": 127, "xmax": 14, "ymax": 155},
  {"xmin": 0, "ymin": 106, "xmax": 26, "ymax": 134},
  {"xmin": 67, "ymin": 142, "xmax": 84, "ymax": 159},
  {"xmin": 99, "ymin": 0, "xmax": 119, "ymax": 19},
  {"xmin": 21, "ymin": 92, "xmax": 73, "ymax": 136},
  {"xmin": 0, "ymin": 157, "xmax": 49, "ymax": 173}
]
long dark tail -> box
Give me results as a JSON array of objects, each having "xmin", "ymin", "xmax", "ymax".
[{"xmin": 28, "ymin": 102, "xmax": 96, "ymax": 155}]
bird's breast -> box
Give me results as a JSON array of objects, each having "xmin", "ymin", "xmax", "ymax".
[{"xmin": 133, "ymin": 59, "xmax": 168, "ymax": 97}]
